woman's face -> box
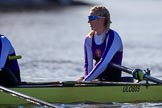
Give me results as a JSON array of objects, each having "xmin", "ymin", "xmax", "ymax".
[{"xmin": 88, "ymin": 13, "xmax": 105, "ymax": 31}]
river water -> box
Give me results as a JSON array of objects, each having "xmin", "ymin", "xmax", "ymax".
[{"xmin": 0, "ymin": 0, "xmax": 162, "ymax": 107}]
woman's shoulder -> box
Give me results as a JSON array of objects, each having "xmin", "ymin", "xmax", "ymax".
[
  {"xmin": 0, "ymin": 34, "xmax": 4, "ymax": 38},
  {"xmin": 0, "ymin": 35, "xmax": 9, "ymax": 41},
  {"xmin": 110, "ymin": 29, "xmax": 120, "ymax": 36},
  {"xmin": 0, "ymin": 34, "xmax": 6, "ymax": 40},
  {"xmin": 85, "ymin": 31, "xmax": 95, "ymax": 38},
  {"xmin": 0, "ymin": 35, "xmax": 11, "ymax": 46},
  {"xmin": 85, "ymin": 36, "xmax": 92, "ymax": 44},
  {"xmin": 85, "ymin": 31, "xmax": 94, "ymax": 41},
  {"xmin": 110, "ymin": 29, "xmax": 123, "ymax": 45},
  {"xmin": 84, "ymin": 32, "xmax": 94, "ymax": 46},
  {"xmin": 109, "ymin": 29, "xmax": 122, "ymax": 41}
]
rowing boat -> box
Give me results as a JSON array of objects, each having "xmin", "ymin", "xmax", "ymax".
[
  {"xmin": 0, "ymin": 80, "xmax": 162, "ymax": 105},
  {"xmin": 0, "ymin": 63, "xmax": 162, "ymax": 106}
]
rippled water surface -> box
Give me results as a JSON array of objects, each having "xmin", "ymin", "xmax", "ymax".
[{"xmin": 0, "ymin": 0, "xmax": 162, "ymax": 107}]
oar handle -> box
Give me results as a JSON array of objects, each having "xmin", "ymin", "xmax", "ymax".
[
  {"xmin": 8, "ymin": 55, "xmax": 22, "ymax": 60},
  {"xmin": 110, "ymin": 63, "xmax": 162, "ymax": 84}
]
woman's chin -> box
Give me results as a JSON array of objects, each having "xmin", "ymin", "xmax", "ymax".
[{"xmin": 90, "ymin": 27, "xmax": 95, "ymax": 31}]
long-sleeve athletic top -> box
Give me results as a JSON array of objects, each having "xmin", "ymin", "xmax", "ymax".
[
  {"xmin": 83, "ymin": 29, "xmax": 123, "ymax": 81},
  {"xmin": 0, "ymin": 35, "xmax": 21, "ymax": 82}
]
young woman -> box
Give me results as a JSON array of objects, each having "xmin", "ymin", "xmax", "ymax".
[
  {"xmin": 82, "ymin": 6, "xmax": 123, "ymax": 81},
  {"xmin": 0, "ymin": 34, "xmax": 21, "ymax": 86}
]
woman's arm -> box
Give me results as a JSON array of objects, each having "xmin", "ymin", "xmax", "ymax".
[
  {"xmin": 84, "ymin": 37, "xmax": 93, "ymax": 77},
  {"xmin": 0, "ymin": 36, "xmax": 14, "ymax": 68}
]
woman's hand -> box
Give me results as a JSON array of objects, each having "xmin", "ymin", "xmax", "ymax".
[{"xmin": 76, "ymin": 76, "xmax": 84, "ymax": 81}]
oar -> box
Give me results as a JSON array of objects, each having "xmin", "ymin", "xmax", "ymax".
[
  {"xmin": 1, "ymin": 55, "xmax": 56, "ymax": 107},
  {"xmin": 0, "ymin": 85, "xmax": 56, "ymax": 108},
  {"xmin": 110, "ymin": 63, "xmax": 162, "ymax": 84}
]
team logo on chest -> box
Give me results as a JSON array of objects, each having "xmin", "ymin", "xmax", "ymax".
[{"xmin": 95, "ymin": 49, "xmax": 102, "ymax": 57}]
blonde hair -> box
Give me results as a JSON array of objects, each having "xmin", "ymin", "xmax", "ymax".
[
  {"xmin": 87, "ymin": 30, "xmax": 95, "ymax": 38},
  {"xmin": 90, "ymin": 6, "xmax": 111, "ymax": 29}
]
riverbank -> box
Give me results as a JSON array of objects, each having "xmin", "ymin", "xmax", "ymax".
[{"xmin": 0, "ymin": 0, "xmax": 93, "ymax": 12}]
